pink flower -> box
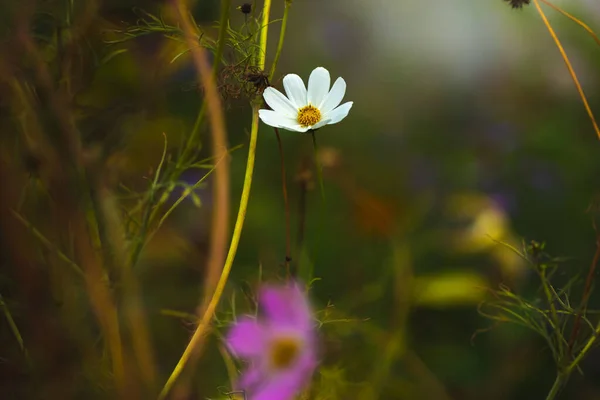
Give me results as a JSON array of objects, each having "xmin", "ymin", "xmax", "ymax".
[{"xmin": 225, "ymin": 282, "xmax": 318, "ymax": 400}]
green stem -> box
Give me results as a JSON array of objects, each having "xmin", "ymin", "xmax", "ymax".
[
  {"xmin": 0, "ymin": 293, "xmax": 29, "ymax": 363},
  {"xmin": 268, "ymin": 0, "xmax": 290, "ymax": 81},
  {"xmin": 257, "ymin": 0, "xmax": 272, "ymax": 70},
  {"xmin": 11, "ymin": 210, "xmax": 85, "ymax": 278},
  {"xmin": 128, "ymin": 133, "xmax": 168, "ymax": 270},
  {"xmin": 178, "ymin": 0, "xmax": 230, "ymax": 167},
  {"xmin": 158, "ymin": 1, "xmax": 271, "ymax": 395},
  {"xmin": 545, "ymin": 373, "xmax": 567, "ymax": 400},
  {"xmin": 540, "ymin": 266, "xmax": 564, "ymax": 356},
  {"xmin": 157, "ymin": 103, "xmax": 261, "ymax": 400},
  {"xmin": 567, "ymin": 321, "xmax": 600, "ymax": 372},
  {"xmin": 544, "ymin": 321, "xmax": 600, "ymax": 400}
]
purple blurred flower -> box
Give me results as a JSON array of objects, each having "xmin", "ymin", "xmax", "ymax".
[{"xmin": 225, "ymin": 282, "xmax": 318, "ymax": 400}]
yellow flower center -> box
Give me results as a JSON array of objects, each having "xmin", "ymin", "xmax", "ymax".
[
  {"xmin": 269, "ymin": 336, "xmax": 301, "ymax": 370},
  {"xmin": 297, "ymin": 105, "xmax": 321, "ymax": 127}
]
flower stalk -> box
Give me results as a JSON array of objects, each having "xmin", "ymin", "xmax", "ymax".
[
  {"xmin": 157, "ymin": 0, "xmax": 272, "ymax": 397},
  {"xmin": 269, "ymin": 0, "xmax": 291, "ymax": 81}
]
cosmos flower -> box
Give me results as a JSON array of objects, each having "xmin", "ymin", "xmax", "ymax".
[
  {"xmin": 259, "ymin": 67, "xmax": 353, "ymax": 133},
  {"xmin": 225, "ymin": 282, "xmax": 318, "ymax": 400}
]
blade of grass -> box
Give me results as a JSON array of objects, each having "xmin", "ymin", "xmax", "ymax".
[{"xmin": 533, "ymin": 0, "xmax": 600, "ymax": 140}]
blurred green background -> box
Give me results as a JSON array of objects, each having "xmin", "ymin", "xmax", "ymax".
[{"xmin": 1, "ymin": 0, "xmax": 600, "ymax": 399}]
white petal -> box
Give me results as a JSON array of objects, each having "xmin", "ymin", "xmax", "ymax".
[
  {"xmin": 310, "ymin": 119, "xmax": 332, "ymax": 130},
  {"xmin": 279, "ymin": 122, "xmax": 308, "ymax": 133},
  {"xmin": 320, "ymin": 77, "xmax": 346, "ymax": 114},
  {"xmin": 293, "ymin": 125, "xmax": 312, "ymax": 133},
  {"xmin": 262, "ymin": 87, "xmax": 298, "ymax": 117},
  {"xmin": 258, "ymin": 109, "xmax": 296, "ymax": 128},
  {"xmin": 323, "ymin": 102, "xmax": 353, "ymax": 125},
  {"xmin": 278, "ymin": 122, "xmax": 310, "ymax": 133},
  {"xmin": 307, "ymin": 67, "xmax": 330, "ymax": 107},
  {"xmin": 283, "ymin": 74, "xmax": 307, "ymax": 108},
  {"xmin": 259, "ymin": 110, "xmax": 307, "ymax": 132}
]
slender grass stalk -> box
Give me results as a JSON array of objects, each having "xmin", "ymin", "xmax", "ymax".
[
  {"xmin": 157, "ymin": 1, "xmax": 272, "ymax": 397},
  {"xmin": 157, "ymin": 104, "xmax": 261, "ymax": 400},
  {"xmin": 127, "ymin": 133, "xmax": 168, "ymax": 272},
  {"xmin": 172, "ymin": 0, "xmax": 231, "ymax": 317},
  {"xmin": 178, "ymin": 0, "xmax": 231, "ymax": 166},
  {"xmin": 539, "ymin": 0, "xmax": 600, "ymax": 47},
  {"xmin": 567, "ymin": 242, "xmax": 600, "ymax": 355},
  {"xmin": 17, "ymin": 21, "xmax": 127, "ymax": 394},
  {"xmin": 258, "ymin": 0, "xmax": 272, "ymax": 70},
  {"xmin": 539, "ymin": 266, "xmax": 564, "ymax": 356},
  {"xmin": 11, "ymin": 211, "xmax": 85, "ymax": 278},
  {"xmin": 532, "ymin": 0, "xmax": 600, "ymax": 140},
  {"xmin": 544, "ymin": 320, "xmax": 600, "ymax": 399},
  {"xmin": 0, "ymin": 293, "xmax": 29, "ymax": 364},
  {"xmin": 268, "ymin": 0, "xmax": 291, "ymax": 81},
  {"xmin": 566, "ymin": 321, "xmax": 600, "ymax": 373},
  {"xmin": 545, "ymin": 373, "xmax": 567, "ymax": 400},
  {"xmin": 93, "ymin": 177, "xmax": 159, "ymax": 393}
]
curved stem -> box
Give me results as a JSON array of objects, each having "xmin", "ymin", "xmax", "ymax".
[
  {"xmin": 157, "ymin": 104, "xmax": 260, "ymax": 400},
  {"xmin": 158, "ymin": 1, "xmax": 272, "ymax": 397},
  {"xmin": 532, "ymin": 0, "xmax": 600, "ymax": 140},
  {"xmin": 545, "ymin": 321, "xmax": 600, "ymax": 400},
  {"xmin": 567, "ymin": 321, "xmax": 600, "ymax": 373},
  {"xmin": 268, "ymin": 0, "xmax": 290, "ymax": 81},
  {"xmin": 539, "ymin": 267, "xmax": 563, "ymax": 356},
  {"xmin": 178, "ymin": 0, "xmax": 230, "ymax": 167},
  {"xmin": 539, "ymin": 0, "xmax": 600, "ymax": 47},
  {"xmin": 545, "ymin": 373, "xmax": 567, "ymax": 400}
]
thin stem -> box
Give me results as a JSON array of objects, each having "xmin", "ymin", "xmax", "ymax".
[
  {"xmin": 268, "ymin": 0, "xmax": 290, "ymax": 81},
  {"xmin": 545, "ymin": 373, "xmax": 567, "ymax": 400},
  {"xmin": 532, "ymin": 0, "xmax": 600, "ymax": 140},
  {"xmin": 257, "ymin": 0, "xmax": 272, "ymax": 70},
  {"xmin": 11, "ymin": 210, "xmax": 85, "ymax": 278},
  {"xmin": 173, "ymin": 0, "xmax": 232, "ymax": 304},
  {"xmin": 274, "ymin": 127, "xmax": 292, "ymax": 276},
  {"xmin": 539, "ymin": 266, "xmax": 563, "ymax": 356},
  {"xmin": 567, "ymin": 237, "xmax": 600, "ymax": 355},
  {"xmin": 0, "ymin": 293, "xmax": 29, "ymax": 364},
  {"xmin": 544, "ymin": 320, "xmax": 600, "ymax": 400},
  {"xmin": 157, "ymin": 103, "xmax": 261, "ymax": 400},
  {"xmin": 158, "ymin": 0, "xmax": 271, "ymax": 396},
  {"xmin": 539, "ymin": 0, "xmax": 600, "ymax": 47},
  {"xmin": 567, "ymin": 321, "xmax": 600, "ymax": 373},
  {"xmin": 177, "ymin": 0, "xmax": 229, "ymax": 166},
  {"xmin": 127, "ymin": 133, "xmax": 169, "ymax": 270},
  {"xmin": 156, "ymin": 0, "xmax": 232, "ymax": 397},
  {"xmin": 178, "ymin": 104, "xmax": 207, "ymax": 166}
]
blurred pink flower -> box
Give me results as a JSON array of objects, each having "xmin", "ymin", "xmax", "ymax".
[{"xmin": 225, "ymin": 282, "xmax": 318, "ymax": 400}]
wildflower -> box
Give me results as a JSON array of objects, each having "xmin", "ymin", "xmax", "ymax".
[
  {"xmin": 225, "ymin": 282, "xmax": 318, "ymax": 400},
  {"xmin": 259, "ymin": 67, "xmax": 353, "ymax": 133},
  {"xmin": 503, "ymin": 0, "xmax": 530, "ymax": 9}
]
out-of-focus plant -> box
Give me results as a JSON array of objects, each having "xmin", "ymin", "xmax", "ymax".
[
  {"xmin": 479, "ymin": 1, "xmax": 600, "ymax": 398},
  {"xmin": 479, "ymin": 236, "xmax": 600, "ymax": 400}
]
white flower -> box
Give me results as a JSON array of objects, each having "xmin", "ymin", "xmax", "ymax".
[{"xmin": 258, "ymin": 67, "xmax": 353, "ymax": 133}]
